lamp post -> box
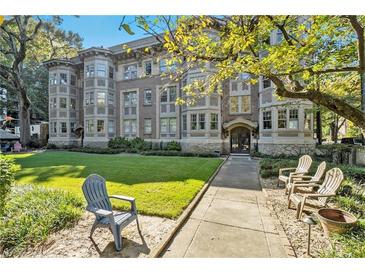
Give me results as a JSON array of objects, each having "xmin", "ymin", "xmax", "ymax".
[{"xmin": 302, "ymin": 214, "xmax": 317, "ymax": 256}]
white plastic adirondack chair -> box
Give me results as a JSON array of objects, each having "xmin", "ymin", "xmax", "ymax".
[
  {"xmin": 278, "ymin": 155, "xmax": 312, "ymax": 188},
  {"xmin": 286, "ymin": 161, "xmax": 327, "ymax": 196},
  {"xmin": 288, "ymin": 167, "xmax": 344, "ymax": 219},
  {"xmin": 82, "ymin": 174, "xmax": 141, "ymax": 251}
]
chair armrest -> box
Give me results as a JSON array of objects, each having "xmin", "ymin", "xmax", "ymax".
[
  {"xmin": 109, "ymin": 195, "xmax": 137, "ymax": 214},
  {"xmin": 303, "ymin": 193, "xmax": 335, "ymax": 198},
  {"xmin": 279, "ymin": 167, "xmax": 296, "ymax": 176},
  {"xmin": 292, "ymin": 183, "xmax": 320, "ymax": 188},
  {"xmin": 95, "ymin": 208, "xmax": 113, "ymax": 217},
  {"xmin": 291, "ymin": 175, "xmax": 313, "ymax": 179}
]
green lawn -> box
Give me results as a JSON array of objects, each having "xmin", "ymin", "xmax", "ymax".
[{"xmin": 8, "ymin": 151, "xmax": 222, "ymax": 219}]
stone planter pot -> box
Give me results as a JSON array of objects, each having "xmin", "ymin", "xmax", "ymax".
[{"xmin": 317, "ymin": 208, "xmax": 358, "ymax": 236}]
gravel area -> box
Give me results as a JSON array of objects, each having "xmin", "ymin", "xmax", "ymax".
[
  {"xmin": 261, "ymin": 177, "xmax": 333, "ymax": 258},
  {"xmin": 23, "ymin": 212, "xmax": 176, "ymax": 258}
]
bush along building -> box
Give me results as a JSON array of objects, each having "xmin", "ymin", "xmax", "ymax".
[{"xmin": 44, "ymin": 34, "xmax": 315, "ymax": 156}]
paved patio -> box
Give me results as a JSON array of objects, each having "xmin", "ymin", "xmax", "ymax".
[{"xmin": 163, "ymin": 156, "xmax": 288, "ymax": 258}]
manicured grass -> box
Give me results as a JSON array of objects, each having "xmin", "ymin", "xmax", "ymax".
[{"xmin": 8, "ymin": 151, "xmax": 222, "ymax": 219}]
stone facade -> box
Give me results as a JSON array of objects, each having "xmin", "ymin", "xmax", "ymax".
[
  {"xmin": 259, "ymin": 143, "xmax": 316, "ymax": 157},
  {"xmin": 44, "ymin": 34, "xmax": 315, "ymax": 156}
]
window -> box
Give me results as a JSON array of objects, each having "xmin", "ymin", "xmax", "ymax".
[
  {"xmin": 70, "ymin": 122, "xmax": 75, "ymax": 133},
  {"xmin": 97, "ymin": 92, "xmax": 106, "ymax": 107},
  {"xmin": 169, "ymin": 86, "xmax": 176, "ymax": 101},
  {"xmin": 123, "ymin": 119, "xmax": 137, "ymax": 135},
  {"xmin": 108, "ymin": 120, "xmax": 115, "ymax": 134},
  {"xmin": 230, "ymin": 97, "xmax": 239, "ymax": 113},
  {"xmin": 160, "ymin": 90, "xmax": 168, "ymax": 102},
  {"xmin": 263, "ymin": 111, "xmax": 272, "ymax": 129},
  {"xmin": 191, "ymin": 114, "xmax": 197, "ymax": 130},
  {"xmin": 97, "ymin": 64, "xmax": 106, "ymax": 77},
  {"xmin": 199, "ymin": 114, "xmax": 205, "ymax": 130},
  {"xmin": 50, "ymin": 73, "xmax": 57, "ymax": 85},
  {"xmin": 289, "ymin": 109, "xmax": 299, "ymax": 129},
  {"xmin": 278, "ymin": 109, "xmax": 287, "ymax": 129},
  {"xmin": 144, "ymin": 119, "xmax": 152, "ymax": 134},
  {"xmin": 230, "ymin": 96, "xmax": 251, "ymax": 113},
  {"xmin": 97, "ymin": 120, "xmax": 105, "ymax": 133},
  {"xmin": 86, "ymin": 120, "xmax": 94, "ymax": 133},
  {"xmin": 160, "ymin": 117, "xmax": 176, "ymax": 135},
  {"xmin": 124, "ymin": 64, "xmax": 137, "ymax": 80},
  {"xmin": 59, "ymin": 98, "xmax": 67, "ymax": 108},
  {"xmin": 144, "ymin": 89, "xmax": 152, "ymax": 105},
  {"xmin": 60, "ymin": 73, "xmax": 67, "ymax": 85},
  {"xmin": 159, "ymin": 59, "xmax": 167, "ymax": 73},
  {"xmin": 210, "ymin": 113, "xmax": 218, "ymax": 130},
  {"xmin": 276, "ymin": 29, "xmax": 283, "ymax": 43},
  {"xmin": 50, "ymin": 98, "xmax": 57, "ymax": 109},
  {"xmin": 263, "ymin": 77, "xmax": 271, "ymax": 89},
  {"xmin": 304, "ymin": 111, "xmax": 312, "ymax": 130},
  {"xmin": 60, "ymin": 122, "xmax": 67, "ymax": 133},
  {"xmin": 108, "ymin": 92, "xmax": 114, "ymax": 105},
  {"xmin": 241, "ymin": 96, "xmax": 251, "ymax": 113},
  {"xmin": 108, "ymin": 66, "xmax": 114, "ymax": 79},
  {"xmin": 182, "ymin": 115, "xmax": 187, "ymax": 131},
  {"xmin": 70, "ymin": 75, "xmax": 76, "ymax": 86},
  {"xmin": 144, "ymin": 61, "xmax": 152, "ymax": 76},
  {"xmin": 90, "ymin": 92, "xmax": 94, "ymax": 105},
  {"xmin": 70, "ymin": 98, "xmax": 76, "ymax": 109},
  {"xmin": 86, "ymin": 65, "xmax": 95, "ymax": 77},
  {"xmin": 52, "ymin": 122, "xmax": 57, "ymax": 133},
  {"xmin": 124, "ymin": 91, "xmax": 137, "ymax": 115}
]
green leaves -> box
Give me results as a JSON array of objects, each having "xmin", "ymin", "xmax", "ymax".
[{"xmin": 120, "ymin": 23, "xmax": 135, "ymax": 35}]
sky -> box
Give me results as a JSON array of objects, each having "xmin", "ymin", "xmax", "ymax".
[{"xmin": 58, "ymin": 16, "xmax": 148, "ymax": 49}]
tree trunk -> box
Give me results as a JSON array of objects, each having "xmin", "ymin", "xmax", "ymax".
[
  {"xmin": 18, "ymin": 93, "xmax": 31, "ymax": 145},
  {"xmin": 316, "ymin": 108, "xmax": 322, "ymax": 145}
]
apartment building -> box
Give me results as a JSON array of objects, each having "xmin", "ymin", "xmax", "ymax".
[{"xmin": 44, "ymin": 34, "xmax": 315, "ymax": 156}]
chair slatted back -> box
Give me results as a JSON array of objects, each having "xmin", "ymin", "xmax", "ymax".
[
  {"xmin": 313, "ymin": 161, "xmax": 326, "ymax": 182},
  {"xmin": 296, "ymin": 155, "xmax": 312, "ymax": 173},
  {"xmin": 82, "ymin": 174, "xmax": 112, "ymax": 217},
  {"xmin": 317, "ymin": 168, "xmax": 344, "ymax": 205}
]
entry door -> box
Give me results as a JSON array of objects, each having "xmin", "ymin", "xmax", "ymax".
[{"xmin": 230, "ymin": 127, "xmax": 250, "ymax": 154}]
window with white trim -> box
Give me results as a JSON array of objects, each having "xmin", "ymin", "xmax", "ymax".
[
  {"xmin": 199, "ymin": 114, "xmax": 205, "ymax": 130},
  {"xmin": 86, "ymin": 120, "xmax": 94, "ymax": 133},
  {"xmin": 263, "ymin": 111, "xmax": 272, "ymax": 129},
  {"xmin": 124, "ymin": 64, "xmax": 137, "ymax": 80},
  {"xmin": 144, "ymin": 61, "xmax": 152, "ymax": 76},
  {"xmin": 97, "ymin": 120, "xmax": 105, "ymax": 133},
  {"xmin": 97, "ymin": 92, "xmax": 106, "ymax": 107},
  {"xmin": 108, "ymin": 120, "xmax": 115, "ymax": 134},
  {"xmin": 60, "ymin": 122, "xmax": 67, "ymax": 133},
  {"xmin": 70, "ymin": 75, "xmax": 76, "ymax": 86},
  {"xmin": 124, "ymin": 91, "xmax": 137, "ymax": 115},
  {"xmin": 160, "ymin": 117, "xmax": 176, "ymax": 137},
  {"xmin": 289, "ymin": 109, "xmax": 299, "ymax": 129},
  {"xmin": 160, "ymin": 86, "xmax": 177, "ymax": 113},
  {"xmin": 262, "ymin": 77, "xmax": 271, "ymax": 89},
  {"xmin": 278, "ymin": 109, "xmax": 287, "ymax": 129},
  {"xmin": 86, "ymin": 65, "xmax": 95, "ymax": 78},
  {"xmin": 109, "ymin": 66, "xmax": 114, "ymax": 79},
  {"xmin": 60, "ymin": 73, "xmax": 67, "ymax": 85},
  {"xmin": 50, "ymin": 73, "xmax": 57, "ymax": 85},
  {"xmin": 144, "ymin": 118, "xmax": 152, "ymax": 134},
  {"xmin": 70, "ymin": 98, "xmax": 76, "ymax": 110},
  {"xmin": 210, "ymin": 113, "xmax": 218, "ymax": 130},
  {"xmin": 70, "ymin": 122, "xmax": 75, "ymax": 133},
  {"xmin": 123, "ymin": 119, "xmax": 137, "ymax": 136},
  {"xmin": 59, "ymin": 97, "xmax": 67, "ymax": 109},
  {"xmin": 144, "ymin": 89, "xmax": 152, "ymax": 105},
  {"xmin": 230, "ymin": 96, "xmax": 251, "ymax": 114},
  {"xmin": 304, "ymin": 110, "xmax": 312, "ymax": 130},
  {"xmin": 51, "ymin": 122, "xmax": 57, "ymax": 133},
  {"xmin": 50, "ymin": 98, "xmax": 57, "ymax": 109},
  {"xmin": 97, "ymin": 64, "xmax": 106, "ymax": 77}
]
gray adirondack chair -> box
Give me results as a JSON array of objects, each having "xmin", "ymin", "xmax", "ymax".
[{"xmin": 82, "ymin": 174, "xmax": 141, "ymax": 251}]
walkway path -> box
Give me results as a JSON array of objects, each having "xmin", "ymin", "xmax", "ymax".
[{"xmin": 162, "ymin": 156, "xmax": 288, "ymax": 258}]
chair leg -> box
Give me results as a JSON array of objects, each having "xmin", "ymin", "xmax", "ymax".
[
  {"xmin": 296, "ymin": 202, "xmax": 301, "ymax": 219},
  {"xmin": 298, "ymin": 197, "xmax": 307, "ymax": 220},
  {"xmin": 136, "ymin": 216, "xmax": 142, "ymax": 235},
  {"xmin": 90, "ymin": 221, "xmax": 98, "ymax": 238},
  {"xmin": 112, "ymin": 226, "xmax": 122, "ymax": 251},
  {"xmin": 288, "ymin": 198, "xmax": 292, "ymax": 209}
]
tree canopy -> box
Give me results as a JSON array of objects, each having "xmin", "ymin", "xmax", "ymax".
[{"xmin": 127, "ymin": 15, "xmax": 365, "ymax": 131}]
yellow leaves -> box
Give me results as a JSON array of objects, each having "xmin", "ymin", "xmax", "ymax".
[
  {"xmin": 127, "ymin": 48, "xmax": 132, "ymax": 54},
  {"xmin": 0, "ymin": 16, "xmax": 4, "ymax": 26},
  {"xmin": 144, "ymin": 47, "xmax": 150, "ymax": 53}
]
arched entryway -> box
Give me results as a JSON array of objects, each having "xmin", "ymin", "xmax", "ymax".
[{"xmin": 230, "ymin": 126, "xmax": 251, "ymax": 154}]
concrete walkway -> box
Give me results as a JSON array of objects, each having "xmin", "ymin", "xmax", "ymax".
[{"xmin": 162, "ymin": 156, "xmax": 288, "ymax": 258}]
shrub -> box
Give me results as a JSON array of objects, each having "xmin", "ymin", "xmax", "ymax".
[
  {"xmin": 46, "ymin": 143, "xmax": 58, "ymax": 149},
  {"xmin": 0, "ymin": 185, "xmax": 83, "ymax": 257},
  {"xmin": 140, "ymin": 150, "xmax": 219, "ymax": 158},
  {"xmin": 0, "ymin": 157, "xmax": 16, "ymax": 216},
  {"xmin": 69, "ymin": 147, "xmax": 125, "ymax": 154},
  {"xmin": 130, "ymin": 137, "xmax": 149, "ymax": 151},
  {"xmin": 27, "ymin": 140, "xmax": 42, "ymax": 149},
  {"xmin": 166, "ymin": 141, "xmax": 182, "ymax": 151},
  {"xmin": 108, "ymin": 137, "xmax": 131, "ymax": 149}
]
